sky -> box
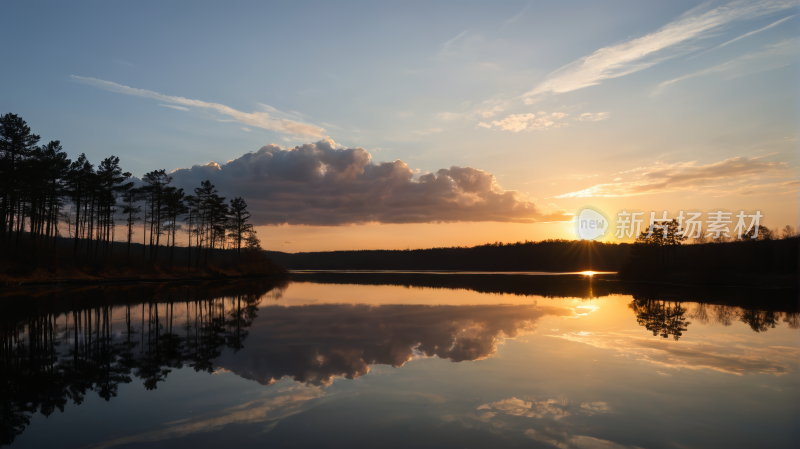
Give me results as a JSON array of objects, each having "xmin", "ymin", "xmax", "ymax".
[{"xmin": 1, "ymin": 0, "xmax": 798, "ymax": 252}]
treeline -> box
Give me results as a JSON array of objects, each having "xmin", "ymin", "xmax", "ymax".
[
  {"xmin": 0, "ymin": 113, "xmax": 270, "ymax": 275},
  {"xmin": 619, "ymin": 219, "xmax": 799, "ymax": 285},
  {"xmin": 267, "ymin": 239, "xmax": 632, "ymax": 272}
]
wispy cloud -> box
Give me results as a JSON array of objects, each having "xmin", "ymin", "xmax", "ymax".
[
  {"xmin": 71, "ymin": 76, "xmax": 326, "ymax": 137},
  {"xmin": 555, "ymin": 156, "xmax": 792, "ymax": 198},
  {"xmin": 523, "ymin": 0, "xmax": 798, "ymax": 102},
  {"xmin": 439, "ymin": 29, "xmax": 485, "ymax": 58},
  {"xmin": 503, "ymin": 4, "xmax": 531, "ymax": 26},
  {"xmin": 438, "ymin": 99, "xmax": 507, "ymax": 121},
  {"xmin": 478, "ymin": 112, "xmax": 574, "ymax": 132},
  {"xmin": 89, "ymin": 388, "xmax": 324, "ymax": 448},
  {"xmin": 577, "ymin": 112, "xmax": 609, "ymax": 122},
  {"xmin": 657, "ymin": 37, "xmax": 799, "ymax": 90},
  {"xmin": 687, "ymin": 13, "xmax": 795, "ymax": 59},
  {"xmin": 160, "ymin": 104, "xmax": 189, "ymax": 112}
]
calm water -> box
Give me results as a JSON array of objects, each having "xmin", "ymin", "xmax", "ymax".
[{"xmin": 2, "ymin": 275, "xmax": 798, "ymax": 448}]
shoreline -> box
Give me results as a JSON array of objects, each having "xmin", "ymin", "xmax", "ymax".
[
  {"xmin": 0, "ymin": 272, "xmax": 289, "ymax": 288},
  {"xmin": 3, "ymin": 270, "xmax": 795, "ymax": 291}
]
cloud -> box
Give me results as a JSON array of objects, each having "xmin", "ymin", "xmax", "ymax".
[
  {"xmin": 577, "ymin": 112, "xmax": 610, "ymax": 122},
  {"xmin": 438, "ymin": 99, "xmax": 507, "ymax": 121},
  {"xmin": 525, "ymin": 428, "xmax": 643, "ymax": 449},
  {"xmin": 523, "ymin": 0, "xmax": 798, "ymax": 102},
  {"xmin": 71, "ymin": 76, "xmax": 326, "ymax": 137},
  {"xmin": 160, "ymin": 104, "xmax": 189, "ymax": 111},
  {"xmin": 504, "ymin": 4, "xmax": 531, "ymax": 26},
  {"xmin": 439, "ymin": 29, "xmax": 485, "ymax": 58},
  {"xmin": 657, "ymin": 37, "xmax": 799, "ymax": 90},
  {"xmin": 580, "ymin": 402, "xmax": 612, "ymax": 415},
  {"xmin": 687, "ymin": 14, "xmax": 796, "ymax": 59},
  {"xmin": 555, "ymin": 156, "xmax": 791, "ymax": 198},
  {"xmin": 214, "ymin": 303, "xmax": 575, "ymax": 387},
  {"xmin": 478, "ymin": 112, "xmax": 569, "ymax": 132},
  {"xmin": 89, "ymin": 388, "xmax": 323, "ymax": 448},
  {"xmin": 556, "ymin": 329, "xmax": 796, "ymax": 375},
  {"xmin": 169, "ymin": 139, "xmax": 572, "ymax": 225},
  {"xmin": 474, "ymin": 397, "xmax": 633, "ymax": 449},
  {"xmin": 478, "ymin": 397, "xmax": 572, "ymax": 420}
]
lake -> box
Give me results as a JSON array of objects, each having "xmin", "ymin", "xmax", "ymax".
[{"xmin": 2, "ymin": 275, "xmax": 798, "ymax": 448}]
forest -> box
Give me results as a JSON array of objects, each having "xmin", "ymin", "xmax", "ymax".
[{"xmin": 0, "ymin": 113, "xmax": 280, "ymax": 281}]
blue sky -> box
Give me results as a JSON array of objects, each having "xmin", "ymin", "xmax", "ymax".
[{"xmin": 1, "ymin": 1, "xmax": 797, "ymax": 250}]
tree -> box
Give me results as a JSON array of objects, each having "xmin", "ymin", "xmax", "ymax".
[
  {"xmin": 0, "ymin": 113, "xmax": 41, "ymax": 253},
  {"xmin": 66, "ymin": 154, "xmax": 94, "ymax": 262},
  {"xmin": 121, "ymin": 187, "xmax": 143, "ymax": 263},
  {"xmin": 96, "ymin": 156, "xmax": 131, "ymax": 262},
  {"xmin": 633, "ymin": 219, "xmax": 687, "ymax": 267},
  {"xmin": 245, "ymin": 229, "xmax": 262, "ymax": 251},
  {"xmin": 744, "ymin": 225, "xmax": 774, "ymax": 241},
  {"xmin": 192, "ymin": 180, "xmax": 226, "ymax": 266},
  {"xmin": 142, "ymin": 170, "xmax": 172, "ymax": 263},
  {"xmin": 162, "ymin": 186, "xmax": 188, "ymax": 267},
  {"xmin": 228, "ymin": 197, "xmax": 253, "ymax": 255},
  {"xmin": 781, "ymin": 225, "xmax": 796, "ymax": 239},
  {"xmin": 27, "ymin": 141, "xmax": 71, "ymax": 251},
  {"xmin": 184, "ymin": 195, "xmax": 198, "ymax": 271}
]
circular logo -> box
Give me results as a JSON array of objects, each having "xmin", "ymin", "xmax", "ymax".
[{"xmin": 574, "ymin": 207, "xmax": 609, "ymax": 240}]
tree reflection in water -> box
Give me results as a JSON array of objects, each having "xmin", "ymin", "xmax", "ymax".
[
  {"xmin": 0, "ymin": 281, "xmax": 283, "ymax": 446},
  {"xmin": 628, "ymin": 298, "xmax": 691, "ymax": 340},
  {"xmin": 629, "ymin": 298, "xmax": 799, "ymax": 340}
]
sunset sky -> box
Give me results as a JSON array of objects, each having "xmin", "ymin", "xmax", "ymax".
[{"xmin": 1, "ymin": 0, "xmax": 797, "ymax": 251}]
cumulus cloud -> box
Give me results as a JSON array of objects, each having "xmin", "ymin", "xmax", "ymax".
[
  {"xmin": 523, "ymin": 0, "xmax": 798, "ymax": 102},
  {"xmin": 169, "ymin": 139, "xmax": 571, "ymax": 225},
  {"xmin": 555, "ymin": 156, "xmax": 792, "ymax": 198},
  {"xmin": 71, "ymin": 76, "xmax": 326, "ymax": 137},
  {"xmin": 478, "ymin": 112, "xmax": 569, "ymax": 132}
]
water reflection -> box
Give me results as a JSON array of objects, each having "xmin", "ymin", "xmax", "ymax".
[
  {"xmin": 627, "ymin": 299, "xmax": 800, "ymax": 342},
  {"xmin": 629, "ymin": 299, "xmax": 691, "ymax": 340},
  {"xmin": 1, "ymin": 276, "xmax": 798, "ymax": 447},
  {"xmin": 215, "ymin": 303, "xmax": 574, "ymax": 387},
  {"xmin": 1, "ymin": 281, "xmax": 284, "ymax": 446}
]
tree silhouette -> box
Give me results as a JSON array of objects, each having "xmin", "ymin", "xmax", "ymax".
[
  {"xmin": 1, "ymin": 113, "xmax": 268, "ymax": 275},
  {"xmin": 228, "ymin": 197, "xmax": 253, "ymax": 255}
]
